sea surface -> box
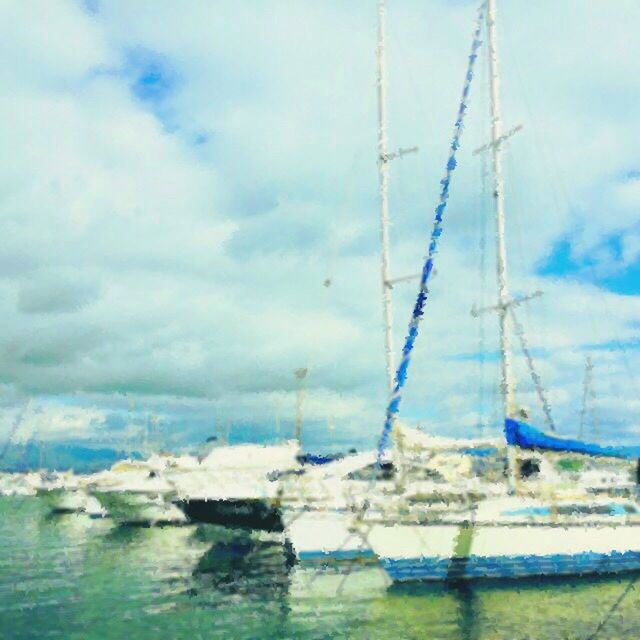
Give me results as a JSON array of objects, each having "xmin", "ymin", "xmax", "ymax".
[{"xmin": 2, "ymin": 496, "xmax": 640, "ymax": 640}]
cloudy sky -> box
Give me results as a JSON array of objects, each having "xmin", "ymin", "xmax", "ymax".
[{"xmin": 1, "ymin": 0, "xmax": 639, "ymax": 455}]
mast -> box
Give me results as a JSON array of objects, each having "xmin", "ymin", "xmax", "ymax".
[
  {"xmin": 486, "ymin": 0, "xmax": 518, "ymax": 487},
  {"xmin": 376, "ymin": 0, "xmax": 395, "ymax": 395},
  {"xmin": 293, "ymin": 367, "xmax": 307, "ymax": 444}
]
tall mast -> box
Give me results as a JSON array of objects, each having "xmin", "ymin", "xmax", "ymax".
[
  {"xmin": 293, "ymin": 367, "xmax": 307, "ymax": 444},
  {"xmin": 486, "ymin": 0, "xmax": 518, "ymax": 486},
  {"xmin": 376, "ymin": 0, "xmax": 395, "ymax": 395},
  {"xmin": 486, "ymin": 0, "xmax": 515, "ymax": 417}
]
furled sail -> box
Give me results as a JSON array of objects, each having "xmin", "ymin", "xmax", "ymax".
[
  {"xmin": 505, "ymin": 418, "xmax": 640, "ymax": 460},
  {"xmin": 376, "ymin": 7, "xmax": 485, "ymax": 461}
]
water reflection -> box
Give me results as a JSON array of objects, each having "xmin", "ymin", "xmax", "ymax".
[
  {"xmin": 189, "ymin": 527, "xmax": 293, "ymax": 608},
  {"xmin": 45, "ymin": 511, "xmax": 113, "ymax": 539},
  {"xmin": 287, "ymin": 563, "xmax": 640, "ymax": 640},
  {"xmin": 384, "ymin": 574, "xmax": 640, "ymax": 640},
  {"xmin": 4, "ymin": 496, "xmax": 640, "ymax": 639},
  {"xmin": 105, "ymin": 523, "xmax": 211, "ymax": 587}
]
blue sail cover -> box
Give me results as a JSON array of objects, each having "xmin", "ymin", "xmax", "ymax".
[{"xmin": 505, "ymin": 418, "xmax": 640, "ymax": 460}]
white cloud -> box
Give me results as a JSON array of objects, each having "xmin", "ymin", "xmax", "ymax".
[
  {"xmin": 0, "ymin": 1, "xmax": 639, "ymax": 452},
  {"xmin": 1, "ymin": 401, "xmax": 106, "ymax": 443}
]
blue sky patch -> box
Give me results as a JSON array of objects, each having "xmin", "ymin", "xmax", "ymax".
[
  {"xmin": 128, "ymin": 49, "xmax": 179, "ymax": 104},
  {"xmin": 193, "ymin": 131, "xmax": 210, "ymax": 146},
  {"xmin": 537, "ymin": 232, "xmax": 640, "ymax": 295},
  {"xmin": 579, "ymin": 337, "xmax": 640, "ymax": 352},
  {"xmin": 445, "ymin": 346, "xmax": 549, "ymax": 363},
  {"xmin": 124, "ymin": 48, "xmax": 181, "ymax": 132},
  {"xmin": 81, "ymin": 0, "xmax": 100, "ymax": 15},
  {"xmin": 445, "ymin": 350, "xmax": 502, "ymax": 363}
]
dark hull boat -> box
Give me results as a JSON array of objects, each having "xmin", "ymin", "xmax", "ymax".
[{"xmin": 176, "ymin": 498, "xmax": 284, "ymax": 532}]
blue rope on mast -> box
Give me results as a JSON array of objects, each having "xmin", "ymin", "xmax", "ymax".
[{"xmin": 377, "ymin": 6, "xmax": 485, "ymax": 461}]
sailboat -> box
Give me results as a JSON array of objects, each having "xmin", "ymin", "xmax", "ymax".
[
  {"xmin": 282, "ymin": 0, "xmax": 506, "ymax": 564},
  {"xmin": 367, "ymin": 0, "xmax": 640, "ymax": 583},
  {"xmin": 282, "ymin": 0, "xmax": 400, "ymax": 562}
]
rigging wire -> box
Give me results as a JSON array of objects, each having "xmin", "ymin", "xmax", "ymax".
[
  {"xmin": 578, "ymin": 355, "xmax": 599, "ymax": 440},
  {"xmin": 475, "ymin": 96, "xmax": 490, "ymax": 434},
  {"xmin": 0, "ymin": 401, "xmax": 31, "ymax": 464},
  {"xmin": 510, "ymin": 305, "xmax": 556, "ymax": 431},
  {"xmin": 500, "ymin": 0, "xmax": 640, "ymax": 422},
  {"xmin": 590, "ymin": 362, "xmax": 600, "ymax": 439},
  {"xmin": 586, "ymin": 576, "xmax": 639, "ymax": 640},
  {"xmin": 499, "ymin": 128, "xmax": 551, "ymax": 427}
]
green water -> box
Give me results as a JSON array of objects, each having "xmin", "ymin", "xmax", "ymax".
[{"xmin": 2, "ymin": 496, "xmax": 640, "ymax": 639}]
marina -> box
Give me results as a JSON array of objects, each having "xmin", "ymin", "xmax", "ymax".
[{"xmin": 1, "ymin": 0, "xmax": 640, "ymax": 637}]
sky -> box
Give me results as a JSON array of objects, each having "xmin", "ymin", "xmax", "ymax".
[{"xmin": 0, "ymin": 0, "xmax": 640, "ymax": 456}]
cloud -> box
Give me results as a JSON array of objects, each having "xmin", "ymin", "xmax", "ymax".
[
  {"xmin": 0, "ymin": 1, "xmax": 639, "ymax": 452},
  {"xmin": 1, "ymin": 401, "xmax": 106, "ymax": 444},
  {"xmin": 17, "ymin": 268, "xmax": 102, "ymax": 314}
]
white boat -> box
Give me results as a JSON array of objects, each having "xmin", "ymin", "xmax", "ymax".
[
  {"xmin": 282, "ymin": 451, "xmax": 386, "ymax": 562},
  {"xmin": 172, "ymin": 440, "xmax": 300, "ymax": 530},
  {"xmin": 0, "ymin": 472, "xmax": 39, "ymax": 497},
  {"xmin": 281, "ymin": 0, "xmax": 503, "ymax": 563},
  {"xmin": 91, "ymin": 472, "xmax": 188, "ymax": 526},
  {"xmin": 91, "ymin": 431, "xmax": 303, "ymax": 529},
  {"xmin": 283, "ymin": 438, "xmax": 505, "ymax": 563},
  {"xmin": 366, "ymin": 0, "xmax": 640, "ymax": 583},
  {"xmin": 369, "ymin": 495, "xmax": 640, "ymax": 581},
  {"xmin": 34, "ymin": 470, "xmax": 106, "ymax": 516},
  {"xmin": 89, "ymin": 441, "xmax": 301, "ymax": 528},
  {"xmin": 89, "ymin": 456, "xmax": 198, "ymax": 525}
]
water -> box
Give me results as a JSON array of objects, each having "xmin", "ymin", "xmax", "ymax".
[{"xmin": 2, "ymin": 496, "xmax": 640, "ymax": 639}]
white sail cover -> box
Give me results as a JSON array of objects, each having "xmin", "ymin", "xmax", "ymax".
[{"xmin": 396, "ymin": 423, "xmax": 502, "ymax": 453}]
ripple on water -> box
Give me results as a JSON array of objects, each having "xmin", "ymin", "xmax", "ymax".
[{"xmin": 3, "ymin": 496, "xmax": 640, "ymax": 639}]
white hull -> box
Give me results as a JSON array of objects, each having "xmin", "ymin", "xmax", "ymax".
[
  {"xmin": 282, "ymin": 465, "xmax": 499, "ymax": 564},
  {"xmin": 369, "ymin": 497, "xmax": 640, "ymax": 582},
  {"xmin": 93, "ymin": 490, "xmax": 187, "ymax": 525},
  {"xmin": 170, "ymin": 463, "xmax": 293, "ymax": 531},
  {"xmin": 285, "ymin": 510, "xmax": 375, "ymax": 563}
]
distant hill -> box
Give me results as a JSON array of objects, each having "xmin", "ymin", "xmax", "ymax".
[
  {"xmin": 0, "ymin": 429, "xmax": 371, "ymax": 474},
  {"xmin": 0, "ymin": 441, "xmax": 142, "ymax": 473}
]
